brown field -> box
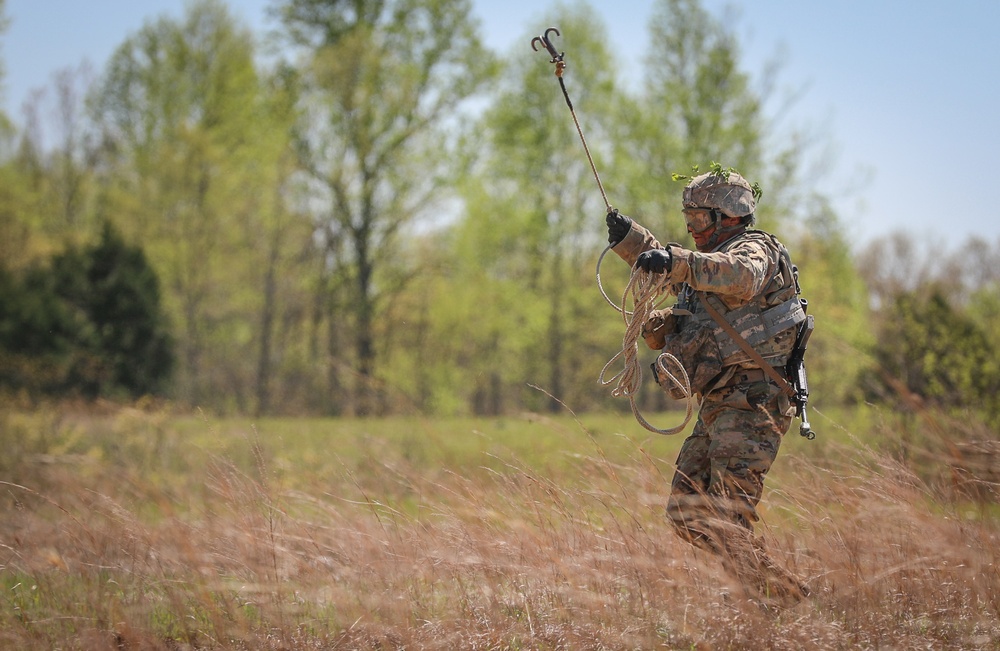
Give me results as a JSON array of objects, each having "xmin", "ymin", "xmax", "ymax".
[{"xmin": 1, "ymin": 404, "xmax": 999, "ymax": 650}]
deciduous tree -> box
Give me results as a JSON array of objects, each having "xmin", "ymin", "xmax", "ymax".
[
  {"xmin": 93, "ymin": 0, "xmax": 306, "ymax": 412},
  {"xmin": 275, "ymin": 0, "xmax": 498, "ymax": 414}
]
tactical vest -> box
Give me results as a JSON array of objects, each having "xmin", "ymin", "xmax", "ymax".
[{"xmin": 684, "ymin": 230, "xmax": 804, "ymax": 367}]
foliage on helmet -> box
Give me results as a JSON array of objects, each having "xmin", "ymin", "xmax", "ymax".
[{"xmin": 672, "ymin": 163, "xmax": 762, "ymax": 220}]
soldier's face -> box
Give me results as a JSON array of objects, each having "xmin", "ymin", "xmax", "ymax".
[
  {"xmin": 688, "ymin": 214, "xmax": 743, "ymax": 251},
  {"xmin": 684, "ymin": 207, "xmax": 717, "ymax": 251},
  {"xmin": 689, "ymin": 224, "xmax": 717, "ymax": 251}
]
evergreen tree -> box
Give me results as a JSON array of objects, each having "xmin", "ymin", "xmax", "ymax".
[
  {"xmin": 0, "ymin": 223, "xmax": 174, "ymax": 399},
  {"xmin": 0, "ymin": 263, "xmax": 80, "ymax": 392},
  {"xmin": 868, "ymin": 287, "xmax": 1000, "ymax": 422},
  {"xmin": 52, "ymin": 222, "xmax": 175, "ymax": 397}
]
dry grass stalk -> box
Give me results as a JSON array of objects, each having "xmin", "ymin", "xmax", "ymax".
[{"xmin": 0, "ymin": 411, "xmax": 998, "ymax": 649}]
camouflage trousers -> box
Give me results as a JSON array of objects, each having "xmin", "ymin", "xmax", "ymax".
[{"xmin": 666, "ymin": 373, "xmax": 808, "ymax": 601}]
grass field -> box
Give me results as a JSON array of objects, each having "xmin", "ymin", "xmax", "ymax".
[{"xmin": 1, "ymin": 402, "xmax": 999, "ymax": 650}]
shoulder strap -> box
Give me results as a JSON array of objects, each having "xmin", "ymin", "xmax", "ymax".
[{"xmin": 697, "ymin": 291, "xmax": 795, "ymax": 397}]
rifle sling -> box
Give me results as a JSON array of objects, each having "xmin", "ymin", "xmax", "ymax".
[{"xmin": 697, "ymin": 292, "xmax": 795, "ymax": 397}]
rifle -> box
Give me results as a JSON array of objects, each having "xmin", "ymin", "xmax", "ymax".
[{"xmin": 786, "ymin": 302, "xmax": 816, "ymax": 439}]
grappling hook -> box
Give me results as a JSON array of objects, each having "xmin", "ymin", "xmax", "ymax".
[
  {"xmin": 531, "ymin": 27, "xmax": 566, "ymax": 72},
  {"xmin": 529, "ymin": 26, "xmax": 609, "ymax": 210}
]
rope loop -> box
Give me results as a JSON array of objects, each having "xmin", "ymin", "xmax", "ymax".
[{"xmin": 597, "ymin": 259, "xmax": 697, "ymax": 435}]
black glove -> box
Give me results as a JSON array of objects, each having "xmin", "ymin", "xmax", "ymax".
[
  {"xmin": 606, "ymin": 208, "xmax": 632, "ymax": 246},
  {"xmin": 636, "ymin": 248, "xmax": 672, "ymax": 274}
]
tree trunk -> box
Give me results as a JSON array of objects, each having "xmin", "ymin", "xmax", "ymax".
[
  {"xmin": 354, "ymin": 218, "xmax": 375, "ymax": 416},
  {"xmin": 254, "ymin": 242, "xmax": 277, "ymax": 417},
  {"xmin": 546, "ymin": 253, "xmax": 565, "ymax": 413}
]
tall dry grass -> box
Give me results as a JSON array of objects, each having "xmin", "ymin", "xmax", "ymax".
[{"xmin": 1, "ymin": 406, "xmax": 999, "ymax": 649}]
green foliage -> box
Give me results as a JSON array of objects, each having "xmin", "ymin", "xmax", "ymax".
[
  {"xmin": 670, "ymin": 161, "xmax": 764, "ymax": 200},
  {"xmin": 92, "ymin": 0, "xmax": 312, "ymax": 413},
  {"xmin": 605, "ymin": 0, "xmax": 766, "ymax": 244},
  {"xmin": 967, "ymin": 282, "xmax": 1000, "ymax": 340},
  {"xmin": 0, "ymin": 0, "xmax": 890, "ymax": 417},
  {"xmin": 647, "ymin": 0, "xmax": 762, "ymax": 168},
  {"xmin": 280, "ymin": 0, "xmax": 500, "ymax": 414},
  {"xmin": 790, "ymin": 211, "xmax": 874, "ymax": 407},
  {"xmin": 0, "ymin": 225, "xmax": 173, "ymax": 397},
  {"xmin": 432, "ymin": 6, "xmax": 624, "ymax": 413},
  {"xmin": 57, "ymin": 222, "xmax": 175, "ymax": 397},
  {"xmin": 0, "ymin": 264, "xmax": 81, "ymax": 392},
  {"xmin": 0, "ymin": 223, "xmax": 174, "ymax": 399},
  {"xmin": 273, "ymin": 0, "xmax": 388, "ymax": 47},
  {"xmin": 855, "ymin": 233, "xmax": 1000, "ymax": 427},
  {"xmin": 866, "ymin": 287, "xmax": 1000, "ymax": 424}
]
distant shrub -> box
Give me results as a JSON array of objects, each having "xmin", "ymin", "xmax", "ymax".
[
  {"xmin": 863, "ymin": 288, "xmax": 1000, "ymax": 427},
  {"xmin": 0, "ymin": 222, "xmax": 174, "ymax": 399}
]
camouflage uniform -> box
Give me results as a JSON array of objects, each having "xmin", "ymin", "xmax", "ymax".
[{"xmin": 611, "ymin": 180, "xmax": 808, "ymax": 600}]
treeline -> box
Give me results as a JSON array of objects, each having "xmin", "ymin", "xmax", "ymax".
[
  {"xmin": 858, "ymin": 235, "xmax": 1000, "ymax": 423},
  {"xmin": 0, "ymin": 0, "xmax": 996, "ymax": 424}
]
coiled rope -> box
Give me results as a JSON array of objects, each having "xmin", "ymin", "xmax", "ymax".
[
  {"xmin": 596, "ymin": 245, "xmax": 696, "ymax": 435},
  {"xmin": 530, "ymin": 30, "xmax": 694, "ymax": 434}
]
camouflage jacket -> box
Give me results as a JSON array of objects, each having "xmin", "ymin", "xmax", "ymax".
[{"xmin": 612, "ymin": 220, "xmax": 804, "ymax": 392}]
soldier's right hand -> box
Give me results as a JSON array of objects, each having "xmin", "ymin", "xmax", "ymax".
[{"xmin": 606, "ymin": 208, "xmax": 632, "ymax": 246}]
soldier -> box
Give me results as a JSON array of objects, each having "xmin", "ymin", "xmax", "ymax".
[{"xmin": 606, "ymin": 168, "xmax": 810, "ymax": 603}]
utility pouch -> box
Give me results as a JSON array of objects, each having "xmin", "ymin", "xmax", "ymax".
[
  {"xmin": 658, "ymin": 321, "xmax": 723, "ymax": 399},
  {"xmin": 641, "ymin": 307, "xmax": 679, "ymax": 350}
]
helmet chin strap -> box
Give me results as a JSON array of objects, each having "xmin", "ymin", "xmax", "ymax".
[
  {"xmin": 702, "ymin": 209, "xmax": 728, "ymax": 250},
  {"xmin": 701, "ymin": 210, "xmax": 745, "ymax": 252}
]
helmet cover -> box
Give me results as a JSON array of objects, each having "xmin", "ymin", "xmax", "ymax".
[{"xmin": 682, "ymin": 171, "xmax": 756, "ymax": 219}]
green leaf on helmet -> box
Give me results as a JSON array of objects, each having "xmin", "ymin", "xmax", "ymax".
[{"xmin": 672, "ymin": 162, "xmax": 763, "ymax": 201}]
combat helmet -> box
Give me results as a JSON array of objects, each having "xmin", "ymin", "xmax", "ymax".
[{"xmin": 682, "ymin": 170, "xmax": 756, "ymax": 219}]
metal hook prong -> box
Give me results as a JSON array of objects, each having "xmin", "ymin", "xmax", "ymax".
[{"xmin": 530, "ymin": 26, "xmax": 563, "ymax": 64}]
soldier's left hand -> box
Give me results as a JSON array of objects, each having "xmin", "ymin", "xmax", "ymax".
[{"xmin": 635, "ymin": 248, "xmax": 672, "ymax": 274}]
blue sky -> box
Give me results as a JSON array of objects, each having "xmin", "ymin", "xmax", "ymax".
[{"xmin": 3, "ymin": 0, "xmax": 999, "ymax": 251}]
